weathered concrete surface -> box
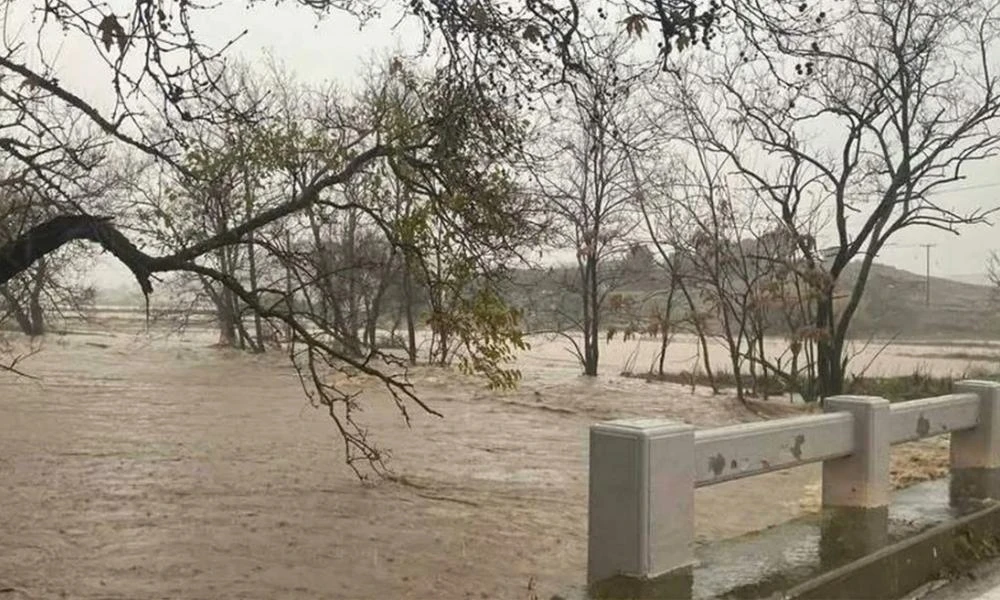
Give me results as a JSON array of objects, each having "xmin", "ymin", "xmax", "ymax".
[
  {"xmin": 819, "ymin": 506, "xmax": 890, "ymax": 569},
  {"xmin": 950, "ymin": 381, "xmax": 1000, "ymax": 504},
  {"xmin": 823, "ymin": 397, "xmax": 892, "ymax": 509},
  {"xmin": 913, "ymin": 554, "xmax": 1000, "ymax": 600},
  {"xmin": 887, "ymin": 393, "xmax": 979, "ymax": 445},
  {"xmin": 785, "ymin": 500, "xmax": 1000, "ymax": 600},
  {"xmin": 568, "ymin": 477, "xmax": 986, "ymax": 599},
  {"xmin": 943, "ymin": 382, "xmax": 1000, "ymax": 470},
  {"xmin": 693, "ymin": 413, "xmax": 853, "ymax": 486},
  {"xmin": 588, "ymin": 419, "xmax": 696, "ymax": 584}
]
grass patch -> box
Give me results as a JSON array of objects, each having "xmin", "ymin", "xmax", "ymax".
[
  {"xmin": 844, "ymin": 367, "xmax": 1000, "ymax": 402},
  {"xmin": 897, "ymin": 350, "xmax": 1000, "ymax": 361},
  {"xmin": 625, "ymin": 366, "xmax": 1000, "ymax": 403},
  {"xmin": 889, "ymin": 339, "xmax": 1000, "ymax": 349},
  {"xmin": 630, "ymin": 369, "xmax": 786, "ymax": 397}
]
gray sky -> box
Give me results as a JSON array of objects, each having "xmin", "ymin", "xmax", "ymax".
[{"xmin": 11, "ymin": 3, "xmax": 1000, "ymax": 291}]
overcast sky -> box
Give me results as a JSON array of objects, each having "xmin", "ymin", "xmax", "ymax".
[{"xmin": 11, "ymin": 2, "xmax": 1000, "ymax": 291}]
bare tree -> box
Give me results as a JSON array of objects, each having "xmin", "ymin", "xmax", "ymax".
[
  {"xmin": 987, "ymin": 251, "xmax": 1000, "ymax": 310},
  {"xmin": 638, "ymin": 138, "xmax": 774, "ymax": 403},
  {"xmin": 660, "ymin": 0, "xmax": 1000, "ymax": 399},
  {"xmin": 532, "ymin": 32, "xmax": 655, "ymax": 376},
  {"xmin": 124, "ymin": 124, "xmax": 268, "ymax": 350},
  {"xmin": 0, "ymin": 190, "xmax": 94, "ymax": 336},
  {"xmin": 0, "ymin": 89, "xmax": 124, "ymax": 336}
]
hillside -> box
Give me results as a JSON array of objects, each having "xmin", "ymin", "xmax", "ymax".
[
  {"xmin": 841, "ymin": 263, "xmax": 999, "ymax": 340},
  {"xmin": 507, "ymin": 261, "xmax": 1000, "ymax": 341}
]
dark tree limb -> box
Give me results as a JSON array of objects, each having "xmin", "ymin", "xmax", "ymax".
[
  {"xmin": 0, "ymin": 214, "xmax": 161, "ymax": 297},
  {"xmin": 0, "ymin": 139, "xmax": 398, "ymax": 301}
]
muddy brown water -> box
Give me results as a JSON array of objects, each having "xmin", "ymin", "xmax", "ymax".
[{"xmin": 0, "ymin": 317, "xmax": 991, "ymax": 599}]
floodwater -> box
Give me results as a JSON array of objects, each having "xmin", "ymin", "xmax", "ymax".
[
  {"xmin": 0, "ymin": 315, "xmax": 993, "ymax": 599},
  {"xmin": 525, "ymin": 331, "xmax": 1000, "ymax": 383}
]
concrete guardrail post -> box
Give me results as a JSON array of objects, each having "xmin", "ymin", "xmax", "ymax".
[
  {"xmin": 820, "ymin": 396, "xmax": 891, "ymax": 565},
  {"xmin": 588, "ymin": 418, "xmax": 696, "ymax": 599},
  {"xmin": 822, "ymin": 396, "xmax": 892, "ymax": 508},
  {"xmin": 951, "ymin": 380, "xmax": 1000, "ymax": 503}
]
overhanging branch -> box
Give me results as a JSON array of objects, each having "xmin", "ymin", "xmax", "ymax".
[{"xmin": 0, "ymin": 214, "xmax": 161, "ymax": 295}]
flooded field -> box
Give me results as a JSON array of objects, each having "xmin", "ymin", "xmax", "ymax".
[{"xmin": 0, "ymin": 313, "xmax": 996, "ymax": 599}]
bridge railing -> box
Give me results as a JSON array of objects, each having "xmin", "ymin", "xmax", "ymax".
[{"xmin": 587, "ymin": 380, "xmax": 1000, "ymax": 592}]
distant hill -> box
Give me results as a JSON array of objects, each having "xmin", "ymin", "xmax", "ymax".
[
  {"xmin": 840, "ymin": 262, "xmax": 999, "ymax": 340},
  {"xmin": 942, "ymin": 273, "xmax": 989, "ymax": 286},
  {"xmin": 507, "ymin": 260, "xmax": 1000, "ymax": 341}
]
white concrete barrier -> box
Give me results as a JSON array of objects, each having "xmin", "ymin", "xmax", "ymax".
[{"xmin": 587, "ymin": 380, "xmax": 1000, "ymax": 593}]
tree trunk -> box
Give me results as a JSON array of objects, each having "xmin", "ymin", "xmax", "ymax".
[
  {"xmin": 816, "ymin": 339, "xmax": 845, "ymax": 399},
  {"xmin": 365, "ymin": 298, "xmax": 377, "ymax": 353},
  {"xmin": 747, "ymin": 336, "xmax": 759, "ymax": 396},
  {"xmin": 656, "ymin": 282, "xmax": 678, "ymax": 376},
  {"xmin": 284, "ymin": 230, "xmax": 294, "ymax": 343},
  {"xmin": 815, "ymin": 296, "xmax": 843, "ymax": 399},
  {"xmin": 403, "ymin": 263, "xmax": 418, "ymax": 365},
  {"xmin": 816, "ymin": 238, "xmax": 884, "ymax": 401},
  {"xmin": 221, "ymin": 244, "xmax": 248, "ymax": 351},
  {"xmin": 678, "ymin": 278, "xmax": 717, "ymax": 393},
  {"xmin": 757, "ymin": 332, "xmax": 769, "ymax": 400},
  {"xmin": 231, "ymin": 293, "xmax": 246, "ymax": 349},
  {"xmin": 344, "ymin": 209, "xmax": 360, "ymax": 347},
  {"xmin": 716, "ymin": 298, "xmax": 745, "ymax": 402},
  {"xmin": 1, "ymin": 288, "xmax": 33, "ymax": 336},
  {"xmin": 244, "ymin": 169, "xmax": 264, "ymax": 353},
  {"xmin": 582, "ymin": 254, "xmax": 600, "ymax": 377},
  {"xmin": 364, "ymin": 260, "xmax": 393, "ymax": 357},
  {"xmin": 200, "ymin": 267, "xmax": 236, "ymax": 347},
  {"xmin": 26, "ymin": 258, "xmax": 46, "ymax": 336},
  {"xmin": 657, "ymin": 330, "xmax": 669, "ymax": 375},
  {"xmin": 306, "ymin": 206, "xmax": 331, "ymax": 323},
  {"xmin": 210, "ymin": 244, "xmax": 238, "ymax": 347},
  {"xmin": 234, "ymin": 308, "xmax": 257, "ymax": 352},
  {"xmin": 27, "ymin": 290, "xmax": 44, "ymax": 336},
  {"xmin": 730, "ymin": 349, "xmax": 746, "ymax": 404},
  {"xmin": 215, "ymin": 292, "xmax": 237, "ymax": 346},
  {"xmin": 436, "ymin": 330, "xmax": 450, "ymax": 365}
]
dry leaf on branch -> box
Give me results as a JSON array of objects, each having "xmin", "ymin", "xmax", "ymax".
[{"xmin": 98, "ymin": 14, "xmax": 128, "ymax": 54}]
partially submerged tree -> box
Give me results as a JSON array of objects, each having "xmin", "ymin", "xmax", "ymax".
[
  {"xmin": 376, "ymin": 63, "xmax": 543, "ymax": 384},
  {"xmin": 0, "ymin": 0, "xmax": 543, "ymax": 476},
  {"xmin": 532, "ymin": 32, "xmax": 654, "ymax": 376},
  {"xmin": 0, "ymin": 91, "xmax": 122, "ymax": 337},
  {"xmin": 663, "ymin": 0, "xmax": 1000, "ymax": 398}
]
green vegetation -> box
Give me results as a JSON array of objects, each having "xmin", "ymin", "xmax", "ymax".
[{"xmin": 625, "ymin": 366, "xmax": 1000, "ymax": 403}]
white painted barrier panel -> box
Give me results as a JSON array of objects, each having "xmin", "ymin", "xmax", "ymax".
[
  {"xmin": 694, "ymin": 413, "xmax": 854, "ymax": 486},
  {"xmin": 587, "ymin": 381, "xmax": 1000, "ymax": 591},
  {"xmin": 888, "ymin": 393, "xmax": 979, "ymax": 444}
]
